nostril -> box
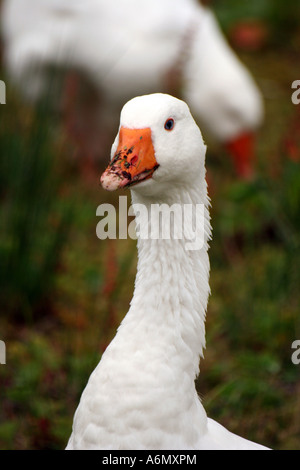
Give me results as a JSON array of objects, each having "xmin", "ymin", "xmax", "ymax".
[{"xmin": 130, "ymin": 155, "xmax": 139, "ymax": 166}]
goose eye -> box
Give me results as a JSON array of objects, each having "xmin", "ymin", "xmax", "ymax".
[{"xmin": 164, "ymin": 118, "xmax": 175, "ymax": 131}]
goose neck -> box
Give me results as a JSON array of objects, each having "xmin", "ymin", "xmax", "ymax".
[{"xmin": 123, "ymin": 180, "xmax": 211, "ymax": 378}]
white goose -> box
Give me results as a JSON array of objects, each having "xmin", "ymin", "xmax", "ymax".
[
  {"xmin": 1, "ymin": 0, "xmax": 263, "ymax": 177},
  {"xmin": 66, "ymin": 93, "xmax": 269, "ymax": 450}
]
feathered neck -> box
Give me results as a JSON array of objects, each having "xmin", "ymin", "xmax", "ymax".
[{"xmin": 118, "ymin": 173, "xmax": 211, "ymax": 382}]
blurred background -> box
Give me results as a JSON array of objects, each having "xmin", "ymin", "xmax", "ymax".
[{"xmin": 0, "ymin": 0, "xmax": 300, "ymax": 450}]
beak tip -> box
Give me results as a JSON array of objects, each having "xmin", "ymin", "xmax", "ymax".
[{"xmin": 100, "ymin": 171, "xmax": 128, "ymax": 191}]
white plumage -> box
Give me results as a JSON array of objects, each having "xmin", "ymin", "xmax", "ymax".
[
  {"xmin": 66, "ymin": 93, "xmax": 269, "ymax": 450},
  {"xmin": 1, "ymin": 0, "xmax": 264, "ymax": 176}
]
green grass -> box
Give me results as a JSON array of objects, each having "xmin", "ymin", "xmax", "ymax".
[{"xmin": 0, "ymin": 91, "xmax": 73, "ymax": 322}]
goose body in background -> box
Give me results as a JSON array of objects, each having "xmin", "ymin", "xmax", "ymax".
[
  {"xmin": 66, "ymin": 93, "xmax": 269, "ymax": 450},
  {"xmin": 1, "ymin": 0, "xmax": 264, "ymax": 178}
]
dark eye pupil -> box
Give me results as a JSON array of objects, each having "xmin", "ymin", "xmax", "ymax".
[{"xmin": 164, "ymin": 118, "xmax": 174, "ymax": 131}]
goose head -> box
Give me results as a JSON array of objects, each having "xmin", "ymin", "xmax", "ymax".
[{"xmin": 100, "ymin": 93, "xmax": 207, "ymax": 197}]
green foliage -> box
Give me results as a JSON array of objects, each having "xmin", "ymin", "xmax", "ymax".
[
  {"xmin": 213, "ymin": 0, "xmax": 270, "ymax": 29},
  {"xmin": 0, "ymin": 96, "xmax": 72, "ymax": 320}
]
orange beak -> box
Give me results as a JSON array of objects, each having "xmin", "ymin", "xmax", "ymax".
[
  {"xmin": 101, "ymin": 127, "xmax": 159, "ymax": 191},
  {"xmin": 225, "ymin": 132, "xmax": 256, "ymax": 180}
]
